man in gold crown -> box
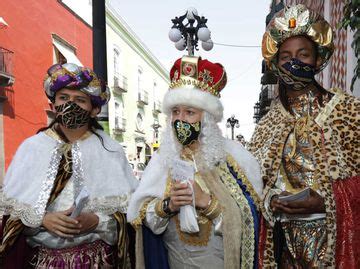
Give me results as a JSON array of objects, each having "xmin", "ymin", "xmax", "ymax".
[
  {"xmin": 128, "ymin": 56, "xmax": 263, "ymax": 269},
  {"xmin": 249, "ymin": 4, "xmax": 360, "ymax": 269}
]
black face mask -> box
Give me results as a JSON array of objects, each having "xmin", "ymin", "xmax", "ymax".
[
  {"xmin": 55, "ymin": 101, "xmax": 91, "ymax": 129},
  {"xmin": 278, "ymin": 58, "xmax": 316, "ymax": 91},
  {"xmin": 172, "ymin": 119, "xmax": 201, "ymax": 146}
]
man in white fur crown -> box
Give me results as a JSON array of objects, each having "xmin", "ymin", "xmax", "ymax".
[{"xmin": 127, "ymin": 55, "xmax": 264, "ymax": 269}]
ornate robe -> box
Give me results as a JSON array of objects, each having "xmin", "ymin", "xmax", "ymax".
[
  {"xmin": 128, "ymin": 139, "xmax": 263, "ymax": 269},
  {"xmin": 0, "ymin": 129, "xmax": 138, "ymax": 268},
  {"xmin": 249, "ymin": 88, "xmax": 360, "ymax": 268}
]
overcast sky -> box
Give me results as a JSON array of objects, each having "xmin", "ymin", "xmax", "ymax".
[{"xmin": 110, "ymin": 0, "xmax": 270, "ymax": 140}]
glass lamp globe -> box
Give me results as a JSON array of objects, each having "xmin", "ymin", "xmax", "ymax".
[
  {"xmin": 197, "ymin": 27, "xmax": 211, "ymax": 42},
  {"xmin": 175, "ymin": 38, "xmax": 186, "ymax": 51},
  {"xmin": 168, "ymin": 28, "xmax": 182, "ymax": 42},
  {"xmin": 202, "ymin": 39, "xmax": 213, "ymax": 51}
]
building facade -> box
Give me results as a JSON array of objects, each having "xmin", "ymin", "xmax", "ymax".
[
  {"xmin": 0, "ymin": 0, "xmax": 92, "ymax": 184},
  {"xmin": 60, "ymin": 0, "xmax": 170, "ymax": 165},
  {"xmin": 106, "ymin": 2, "xmax": 169, "ymax": 165}
]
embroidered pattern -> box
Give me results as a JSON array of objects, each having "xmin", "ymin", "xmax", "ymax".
[
  {"xmin": 226, "ymin": 155, "xmax": 261, "ymax": 210},
  {"xmin": 217, "ymin": 162, "xmax": 255, "ymax": 268},
  {"xmin": 199, "ymin": 69, "xmax": 214, "ymax": 84},
  {"xmin": 174, "ymin": 214, "xmax": 212, "ymax": 246},
  {"xmin": 131, "ymin": 199, "xmax": 152, "ymax": 228},
  {"xmin": 248, "ymin": 88, "xmax": 359, "ymax": 268}
]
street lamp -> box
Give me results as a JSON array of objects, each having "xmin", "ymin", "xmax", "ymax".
[
  {"xmin": 226, "ymin": 114, "xmax": 239, "ymax": 140},
  {"xmin": 152, "ymin": 122, "xmax": 161, "ymax": 143},
  {"xmin": 253, "ymin": 102, "xmax": 261, "ymax": 123},
  {"xmin": 168, "ymin": 7, "xmax": 213, "ymax": 56}
]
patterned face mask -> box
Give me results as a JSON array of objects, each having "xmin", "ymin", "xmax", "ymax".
[
  {"xmin": 173, "ymin": 119, "xmax": 202, "ymax": 146},
  {"xmin": 278, "ymin": 58, "xmax": 316, "ymax": 91},
  {"xmin": 55, "ymin": 101, "xmax": 91, "ymax": 129}
]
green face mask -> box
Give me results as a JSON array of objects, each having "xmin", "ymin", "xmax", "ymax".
[{"xmin": 172, "ymin": 119, "xmax": 201, "ymax": 146}]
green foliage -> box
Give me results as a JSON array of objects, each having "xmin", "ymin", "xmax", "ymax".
[
  {"xmin": 340, "ymin": 0, "xmax": 360, "ymax": 91},
  {"xmin": 99, "ymin": 120, "xmax": 110, "ymax": 134}
]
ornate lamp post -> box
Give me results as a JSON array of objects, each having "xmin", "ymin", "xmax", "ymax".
[
  {"xmin": 253, "ymin": 102, "xmax": 261, "ymax": 123},
  {"xmin": 168, "ymin": 7, "xmax": 213, "ymax": 56},
  {"xmin": 226, "ymin": 114, "xmax": 240, "ymax": 140}
]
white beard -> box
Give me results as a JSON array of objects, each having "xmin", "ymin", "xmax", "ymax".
[{"xmin": 159, "ymin": 112, "xmax": 227, "ymax": 170}]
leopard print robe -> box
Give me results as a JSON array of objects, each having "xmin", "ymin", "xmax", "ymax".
[{"xmin": 248, "ymin": 88, "xmax": 359, "ymax": 268}]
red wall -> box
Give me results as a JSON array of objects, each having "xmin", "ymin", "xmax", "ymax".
[{"xmin": 0, "ymin": 0, "xmax": 93, "ymax": 168}]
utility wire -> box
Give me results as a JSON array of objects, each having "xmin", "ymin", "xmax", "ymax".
[
  {"xmin": 202, "ymin": 40, "xmax": 261, "ymax": 48},
  {"xmin": 212, "ymin": 42, "xmax": 260, "ymax": 48}
]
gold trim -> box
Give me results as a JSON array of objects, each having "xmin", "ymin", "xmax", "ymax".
[
  {"xmin": 226, "ymin": 155, "xmax": 261, "ymax": 209},
  {"xmin": 216, "ymin": 161, "xmax": 256, "ymax": 268},
  {"xmin": 131, "ymin": 199, "xmax": 152, "ymax": 228},
  {"xmin": 154, "ymin": 198, "xmax": 169, "ymax": 218},
  {"xmin": 44, "ymin": 127, "xmax": 93, "ymax": 142},
  {"xmin": 169, "ymin": 78, "xmax": 220, "ymax": 97},
  {"xmin": 199, "ymin": 196, "xmax": 222, "ymax": 220},
  {"xmin": 174, "ymin": 214, "xmax": 212, "ymax": 246},
  {"xmin": 212, "ymin": 64, "xmax": 227, "ymax": 93}
]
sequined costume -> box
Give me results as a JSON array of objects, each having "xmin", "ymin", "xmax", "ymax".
[
  {"xmin": 251, "ymin": 4, "xmax": 360, "ymax": 268},
  {"xmin": 249, "ymin": 88, "xmax": 360, "ymax": 268},
  {"xmin": 128, "ymin": 140, "xmax": 262, "ymax": 269},
  {"xmin": 128, "ymin": 55, "xmax": 263, "ymax": 269},
  {"xmin": 0, "ymin": 127, "xmax": 138, "ymax": 268}
]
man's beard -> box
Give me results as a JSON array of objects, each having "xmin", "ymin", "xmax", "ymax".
[{"xmin": 159, "ymin": 112, "xmax": 226, "ymax": 170}]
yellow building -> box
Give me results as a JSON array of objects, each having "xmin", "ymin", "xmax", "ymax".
[
  {"xmin": 106, "ymin": 3, "xmax": 169, "ymax": 165},
  {"xmin": 58, "ymin": 0, "xmax": 169, "ymax": 165}
]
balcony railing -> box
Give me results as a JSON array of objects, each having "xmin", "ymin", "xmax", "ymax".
[
  {"xmin": 137, "ymin": 90, "xmax": 149, "ymax": 106},
  {"xmin": 113, "ymin": 74, "xmax": 128, "ymax": 93},
  {"xmin": 0, "ymin": 47, "xmax": 15, "ymax": 87},
  {"xmin": 153, "ymin": 100, "xmax": 162, "ymax": 114},
  {"xmin": 113, "ymin": 117, "xmax": 126, "ymax": 134}
]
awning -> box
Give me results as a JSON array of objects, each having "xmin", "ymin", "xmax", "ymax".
[
  {"xmin": 52, "ymin": 38, "xmax": 83, "ymax": 66},
  {"xmin": 0, "ymin": 17, "xmax": 8, "ymax": 29}
]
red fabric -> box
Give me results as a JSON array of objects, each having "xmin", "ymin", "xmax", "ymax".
[
  {"xmin": 258, "ymin": 216, "xmax": 267, "ymax": 269},
  {"xmin": 333, "ymin": 175, "xmax": 360, "ymax": 269},
  {"xmin": 169, "ymin": 57, "xmax": 227, "ymax": 95}
]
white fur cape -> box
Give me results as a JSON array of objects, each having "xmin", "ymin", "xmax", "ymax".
[
  {"xmin": 127, "ymin": 138, "xmax": 262, "ymax": 223},
  {"xmin": 0, "ymin": 130, "xmax": 138, "ymax": 227}
]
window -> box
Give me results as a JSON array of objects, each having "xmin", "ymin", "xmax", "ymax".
[
  {"xmin": 136, "ymin": 112, "xmax": 144, "ymax": 131},
  {"xmin": 137, "ymin": 67, "xmax": 143, "ymax": 93},
  {"xmin": 113, "ymin": 48, "xmax": 120, "ymax": 77},
  {"xmin": 114, "ymin": 100, "xmax": 123, "ymax": 128},
  {"xmin": 153, "ymin": 81, "xmax": 157, "ymax": 96}
]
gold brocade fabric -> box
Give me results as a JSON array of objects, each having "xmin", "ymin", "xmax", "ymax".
[
  {"xmin": 248, "ymin": 88, "xmax": 360, "ymax": 268},
  {"xmin": 281, "ymin": 219, "xmax": 327, "ymax": 268},
  {"xmin": 216, "ymin": 161, "xmax": 256, "ymax": 268},
  {"xmin": 282, "ymin": 92, "xmax": 330, "ymax": 192},
  {"xmin": 262, "ymin": 4, "xmax": 334, "ymax": 71},
  {"xmin": 174, "ymin": 214, "xmax": 213, "ymax": 247}
]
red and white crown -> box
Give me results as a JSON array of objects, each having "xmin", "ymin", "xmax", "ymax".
[{"xmin": 163, "ymin": 56, "xmax": 227, "ymax": 122}]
